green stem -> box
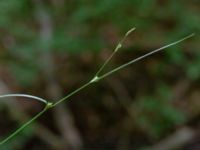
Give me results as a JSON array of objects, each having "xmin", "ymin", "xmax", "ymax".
[
  {"xmin": 53, "ymin": 82, "xmax": 92, "ymax": 107},
  {"xmin": 53, "ymin": 33, "xmax": 195, "ymax": 107},
  {"xmin": 95, "ymin": 51, "xmax": 116, "ymax": 77},
  {"xmin": 95, "ymin": 27, "xmax": 136, "ymax": 77},
  {"xmin": 53, "ymin": 33, "xmax": 194, "ymax": 108},
  {"xmin": 0, "ymin": 103, "xmax": 51, "ymax": 145},
  {"xmin": 98, "ymin": 33, "xmax": 195, "ymax": 80}
]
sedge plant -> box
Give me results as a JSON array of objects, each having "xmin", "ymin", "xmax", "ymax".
[{"xmin": 0, "ymin": 28, "xmax": 194, "ymax": 145}]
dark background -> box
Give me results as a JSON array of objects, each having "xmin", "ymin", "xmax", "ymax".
[{"xmin": 0, "ymin": 0, "xmax": 199, "ymax": 150}]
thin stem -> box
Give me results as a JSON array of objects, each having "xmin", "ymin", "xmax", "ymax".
[
  {"xmin": 0, "ymin": 94, "xmax": 48, "ymax": 104},
  {"xmin": 98, "ymin": 33, "xmax": 195, "ymax": 80},
  {"xmin": 0, "ymin": 103, "xmax": 51, "ymax": 145},
  {"xmin": 95, "ymin": 51, "xmax": 116, "ymax": 77},
  {"xmin": 53, "ymin": 82, "xmax": 91, "ymax": 107},
  {"xmin": 95, "ymin": 27, "xmax": 136, "ymax": 77},
  {"xmin": 53, "ymin": 33, "xmax": 194, "ymax": 107}
]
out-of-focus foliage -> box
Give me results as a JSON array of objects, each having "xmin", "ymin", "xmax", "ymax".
[
  {"xmin": 0, "ymin": 0, "xmax": 199, "ymax": 84},
  {"xmin": 0, "ymin": 127, "xmax": 33, "ymax": 150},
  {"xmin": 0, "ymin": 0, "xmax": 199, "ymax": 149},
  {"xmin": 133, "ymin": 84, "xmax": 185, "ymax": 138}
]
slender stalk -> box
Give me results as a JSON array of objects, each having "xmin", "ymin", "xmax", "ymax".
[
  {"xmin": 98, "ymin": 33, "xmax": 195, "ymax": 80},
  {"xmin": 53, "ymin": 28, "xmax": 136, "ymax": 107},
  {"xmin": 0, "ymin": 103, "xmax": 51, "ymax": 145},
  {"xmin": 95, "ymin": 27, "xmax": 136, "ymax": 77},
  {"xmin": 0, "ymin": 94, "xmax": 47, "ymax": 104},
  {"xmin": 53, "ymin": 82, "xmax": 91, "ymax": 107},
  {"xmin": 52, "ymin": 28, "xmax": 136, "ymax": 107},
  {"xmin": 53, "ymin": 33, "xmax": 194, "ymax": 108}
]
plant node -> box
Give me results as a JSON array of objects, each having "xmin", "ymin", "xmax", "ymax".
[
  {"xmin": 46, "ymin": 102, "xmax": 54, "ymax": 109},
  {"xmin": 90, "ymin": 76, "xmax": 100, "ymax": 83}
]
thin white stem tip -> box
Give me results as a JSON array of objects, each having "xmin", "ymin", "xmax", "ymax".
[{"xmin": 0, "ymin": 94, "xmax": 48, "ymax": 104}]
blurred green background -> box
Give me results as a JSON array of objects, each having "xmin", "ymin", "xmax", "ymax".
[{"xmin": 0, "ymin": 0, "xmax": 199, "ymax": 150}]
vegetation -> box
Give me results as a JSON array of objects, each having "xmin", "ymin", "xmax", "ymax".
[{"xmin": 0, "ymin": 0, "xmax": 199, "ymax": 149}]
